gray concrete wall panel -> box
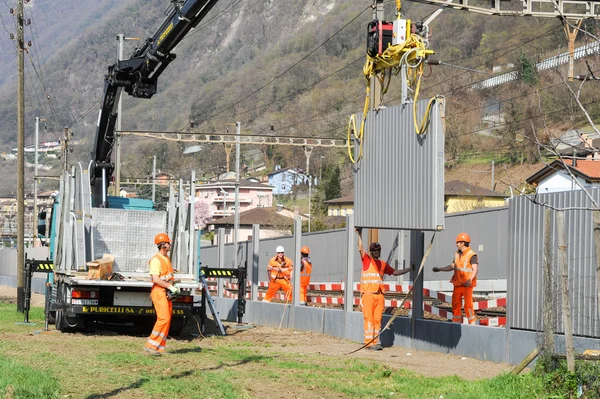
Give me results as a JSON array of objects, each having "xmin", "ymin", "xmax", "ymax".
[{"xmin": 354, "ymin": 100, "xmax": 445, "ymax": 231}]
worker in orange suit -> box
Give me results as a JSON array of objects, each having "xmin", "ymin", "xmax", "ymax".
[
  {"xmin": 433, "ymin": 232, "xmax": 479, "ymax": 324},
  {"xmin": 355, "ymin": 228, "xmax": 412, "ymax": 351},
  {"xmin": 144, "ymin": 232, "xmax": 180, "ymax": 356},
  {"xmin": 299, "ymin": 246, "xmax": 312, "ymax": 306},
  {"xmin": 263, "ymin": 246, "xmax": 294, "ymax": 302}
]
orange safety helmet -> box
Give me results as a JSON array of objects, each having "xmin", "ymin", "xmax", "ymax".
[
  {"xmin": 455, "ymin": 232, "xmax": 471, "ymax": 243},
  {"xmin": 300, "ymin": 246, "xmax": 310, "ymax": 254},
  {"xmin": 154, "ymin": 233, "xmax": 172, "ymax": 245}
]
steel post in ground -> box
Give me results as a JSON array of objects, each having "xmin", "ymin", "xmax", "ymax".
[
  {"xmin": 251, "ymin": 224, "xmax": 260, "ymax": 301},
  {"xmin": 345, "ymin": 214, "xmax": 355, "ymax": 313}
]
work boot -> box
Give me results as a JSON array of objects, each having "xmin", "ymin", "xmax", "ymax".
[
  {"xmin": 144, "ymin": 346, "xmax": 162, "ymax": 357},
  {"xmin": 372, "ymin": 344, "xmax": 383, "ymax": 351}
]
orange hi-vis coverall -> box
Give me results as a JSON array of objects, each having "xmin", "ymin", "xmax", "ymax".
[
  {"xmin": 145, "ymin": 253, "xmax": 175, "ymax": 353},
  {"xmin": 360, "ymin": 254, "xmax": 394, "ymax": 347},
  {"xmin": 264, "ymin": 256, "xmax": 294, "ymax": 302},
  {"xmin": 300, "ymin": 256, "xmax": 312, "ymax": 303},
  {"xmin": 450, "ymin": 247, "xmax": 477, "ymax": 324}
]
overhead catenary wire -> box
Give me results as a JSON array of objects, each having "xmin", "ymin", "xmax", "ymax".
[{"xmin": 192, "ymin": 5, "xmax": 372, "ymax": 128}]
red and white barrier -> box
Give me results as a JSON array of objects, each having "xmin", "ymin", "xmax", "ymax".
[
  {"xmin": 473, "ymin": 297, "xmax": 507, "ymax": 311},
  {"xmin": 477, "ymin": 317, "xmax": 507, "ymax": 326},
  {"xmin": 423, "ymin": 288, "xmax": 453, "ymax": 303}
]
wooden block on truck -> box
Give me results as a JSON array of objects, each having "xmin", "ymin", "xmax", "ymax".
[{"xmin": 87, "ymin": 254, "xmax": 115, "ymax": 280}]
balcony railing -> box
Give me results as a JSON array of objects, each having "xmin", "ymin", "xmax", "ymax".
[
  {"xmin": 211, "ymin": 196, "xmax": 252, "ymax": 203},
  {"xmin": 211, "ymin": 210, "xmax": 235, "ymax": 217}
]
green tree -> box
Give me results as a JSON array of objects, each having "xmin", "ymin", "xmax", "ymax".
[
  {"xmin": 137, "ymin": 185, "xmax": 170, "ymax": 211},
  {"xmin": 324, "ymin": 167, "xmax": 341, "ymax": 201}
]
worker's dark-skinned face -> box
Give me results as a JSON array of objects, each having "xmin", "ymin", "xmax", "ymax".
[{"xmin": 371, "ymin": 248, "xmax": 381, "ymax": 259}]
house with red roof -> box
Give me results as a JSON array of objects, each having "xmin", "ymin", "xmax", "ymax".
[{"xmin": 526, "ymin": 159, "xmax": 600, "ymax": 193}]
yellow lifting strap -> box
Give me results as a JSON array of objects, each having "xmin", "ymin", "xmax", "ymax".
[{"xmin": 347, "ymin": 13, "xmax": 436, "ymax": 164}]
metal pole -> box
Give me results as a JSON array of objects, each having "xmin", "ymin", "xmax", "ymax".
[
  {"xmin": 33, "ymin": 117, "xmax": 39, "ymax": 247},
  {"xmin": 491, "ymin": 160, "xmax": 495, "ymax": 190},
  {"xmin": 304, "ymin": 146, "xmax": 313, "ymax": 232},
  {"xmin": 308, "ymin": 180, "xmax": 312, "ymax": 232},
  {"xmin": 115, "ymin": 34, "xmax": 124, "ymax": 194},
  {"xmin": 371, "ymin": 0, "xmax": 384, "ymax": 109},
  {"xmin": 152, "ymin": 155, "xmax": 156, "ymax": 204},
  {"xmin": 16, "ymin": 0, "xmax": 25, "ymax": 312},
  {"xmin": 344, "ymin": 214, "xmax": 355, "ymax": 313},
  {"xmin": 293, "ymin": 217, "xmax": 302, "ymax": 308},
  {"xmin": 189, "ymin": 170, "xmax": 195, "ymax": 275},
  {"xmin": 233, "ymin": 122, "xmax": 241, "ymax": 269}
]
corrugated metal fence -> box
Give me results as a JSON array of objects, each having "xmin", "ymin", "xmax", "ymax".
[
  {"xmin": 509, "ymin": 190, "xmax": 600, "ymax": 337},
  {"xmin": 202, "ymin": 206, "xmax": 509, "ymax": 285}
]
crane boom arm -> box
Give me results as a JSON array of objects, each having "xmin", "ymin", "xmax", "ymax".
[{"xmin": 92, "ymin": 0, "xmax": 219, "ymax": 207}]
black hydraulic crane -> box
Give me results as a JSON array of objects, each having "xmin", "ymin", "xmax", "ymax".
[{"xmin": 92, "ymin": 0, "xmax": 219, "ymax": 207}]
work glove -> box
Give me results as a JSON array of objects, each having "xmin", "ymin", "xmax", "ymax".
[
  {"xmin": 168, "ymin": 284, "xmax": 180, "ymax": 295},
  {"xmin": 432, "ymin": 267, "xmax": 440, "ymax": 272}
]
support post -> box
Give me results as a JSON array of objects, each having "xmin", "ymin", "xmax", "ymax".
[
  {"xmin": 188, "ymin": 171, "xmax": 195, "ymax": 275},
  {"xmin": 564, "ymin": 20, "xmax": 582, "ymax": 81},
  {"xmin": 410, "ymin": 231, "xmax": 425, "ymax": 339},
  {"xmin": 233, "ymin": 122, "xmax": 241, "ymax": 269},
  {"xmin": 218, "ymin": 228, "xmax": 225, "ymax": 298},
  {"xmin": 16, "ymin": 0, "xmax": 25, "ymax": 312},
  {"xmin": 370, "ymin": 0, "xmax": 384, "ymax": 109},
  {"xmin": 557, "ymin": 211, "xmax": 575, "ymax": 372},
  {"xmin": 251, "ymin": 224, "xmax": 260, "ymax": 301},
  {"xmin": 542, "ymin": 208, "xmax": 556, "ymax": 355},
  {"xmin": 33, "ymin": 117, "xmax": 40, "ymax": 247},
  {"xmin": 152, "ymin": 155, "xmax": 157, "ymax": 204},
  {"xmin": 293, "ymin": 217, "xmax": 302, "ymax": 307},
  {"xmin": 224, "ymin": 143, "xmax": 233, "ymax": 172},
  {"xmin": 593, "ymin": 210, "xmax": 600, "ymax": 326},
  {"xmin": 303, "ymin": 146, "xmax": 313, "ymax": 232},
  {"xmin": 345, "ymin": 214, "xmax": 355, "ymax": 313}
]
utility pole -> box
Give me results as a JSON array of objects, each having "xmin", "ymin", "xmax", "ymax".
[
  {"xmin": 16, "ymin": 0, "xmax": 25, "ymax": 312},
  {"xmin": 114, "ymin": 34, "xmax": 139, "ymax": 194},
  {"xmin": 233, "ymin": 122, "xmax": 241, "ymax": 269},
  {"xmin": 303, "ymin": 146, "xmax": 313, "ymax": 232},
  {"xmin": 61, "ymin": 127, "xmax": 71, "ymax": 172}
]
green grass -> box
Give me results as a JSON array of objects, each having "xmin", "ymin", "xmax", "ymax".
[
  {"xmin": 0, "ymin": 357, "xmax": 60, "ymax": 399},
  {"xmin": 0, "ymin": 301, "xmax": 584, "ymax": 398}
]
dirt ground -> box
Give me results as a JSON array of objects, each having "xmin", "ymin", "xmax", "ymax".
[{"xmin": 0, "ymin": 286, "xmax": 514, "ymax": 381}]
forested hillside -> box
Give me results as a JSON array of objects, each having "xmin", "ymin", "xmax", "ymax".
[{"xmin": 0, "ymin": 0, "xmax": 598, "ymax": 197}]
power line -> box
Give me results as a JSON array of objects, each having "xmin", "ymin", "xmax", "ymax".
[{"xmin": 194, "ymin": 5, "xmax": 371, "ymax": 126}]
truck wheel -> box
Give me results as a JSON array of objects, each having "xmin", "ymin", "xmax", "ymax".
[
  {"xmin": 169, "ymin": 317, "xmax": 186, "ymax": 337},
  {"xmin": 47, "ymin": 311, "xmax": 56, "ymax": 325},
  {"xmin": 56, "ymin": 311, "xmax": 85, "ymax": 333}
]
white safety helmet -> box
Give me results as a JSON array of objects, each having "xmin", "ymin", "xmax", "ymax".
[{"xmin": 276, "ymin": 246, "xmax": 285, "ymax": 253}]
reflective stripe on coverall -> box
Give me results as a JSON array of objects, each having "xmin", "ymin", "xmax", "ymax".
[
  {"xmin": 360, "ymin": 255, "xmax": 386, "ymax": 347},
  {"xmin": 450, "ymin": 248, "xmax": 477, "ymax": 324},
  {"xmin": 300, "ymin": 256, "xmax": 312, "ymax": 303},
  {"xmin": 264, "ymin": 256, "xmax": 293, "ymax": 302},
  {"xmin": 146, "ymin": 254, "xmax": 174, "ymax": 352}
]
